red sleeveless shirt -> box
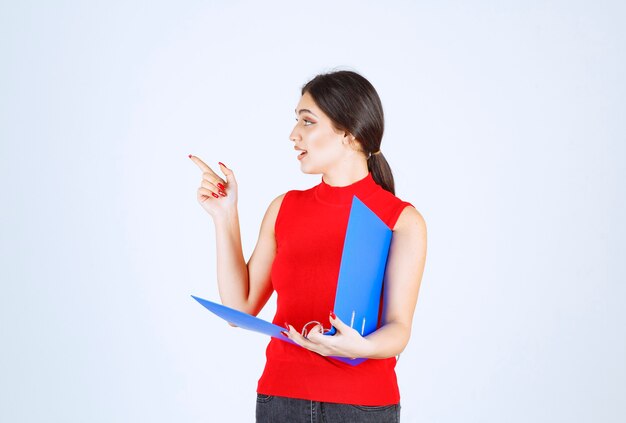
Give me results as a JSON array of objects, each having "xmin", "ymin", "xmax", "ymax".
[{"xmin": 256, "ymin": 172, "xmax": 414, "ymax": 405}]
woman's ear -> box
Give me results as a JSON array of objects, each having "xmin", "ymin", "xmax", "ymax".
[{"xmin": 343, "ymin": 132, "xmax": 356, "ymax": 144}]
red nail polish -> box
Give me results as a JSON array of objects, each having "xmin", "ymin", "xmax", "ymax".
[
  {"xmin": 280, "ymin": 331, "xmax": 289, "ymax": 337},
  {"xmin": 218, "ymin": 162, "xmax": 227, "ymax": 168},
  {"xmin": 217, "ymin": 183, "xmax": 225, "ymax": 190},
  {"xmin": 212, "ymin": 192, "xmax": 219, "ymax": 198},
  {"xmin": 284, "ymin": 322, "xmax": 290, "ymax": 330},
  {"xmin": 219, "ymin": 190, "xmax": 227, "ymax": 197},
  {"xmin": 330, "ymin": 311, "xmax": 336, "ymax": 320},
  {"xmin": 188, "ymin": 154, "xmax": 192, "ymax": 158}
]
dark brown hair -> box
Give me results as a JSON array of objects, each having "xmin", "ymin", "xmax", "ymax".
[{"xmin": 301, "ymin": 69, "xmax": 396, "ymax": 194}]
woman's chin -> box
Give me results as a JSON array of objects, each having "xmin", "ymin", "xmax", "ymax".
[{"xmin": 299, "ymin": 165, "xmax": 320, "ymax": 175}]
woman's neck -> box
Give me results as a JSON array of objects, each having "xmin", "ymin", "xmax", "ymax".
[{"xmin": 320, "ymin": 160, "xmax": 369, "ymax": 187}]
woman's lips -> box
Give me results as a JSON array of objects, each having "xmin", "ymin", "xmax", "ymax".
[{"xmin": 297, "ymin": 151, "xmax": 307, "ymax": 160}]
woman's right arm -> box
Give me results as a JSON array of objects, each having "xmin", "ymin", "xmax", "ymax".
[
  {"xmin": 213, "ymin": 193, "xmax": 284, "ymax": 316},
  {"xmin": 189, "ymin": 155, "xmax": 284, "ymax": 316}
]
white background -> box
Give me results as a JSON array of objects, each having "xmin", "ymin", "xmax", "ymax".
[{"xmin": 1, "ymin": 1, "xmax": 624, "ymax": 422}]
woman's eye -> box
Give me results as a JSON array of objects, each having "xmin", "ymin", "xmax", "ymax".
[{"xmin": 295, "ymin": 118, "xmax": 314, "ymax": 126}]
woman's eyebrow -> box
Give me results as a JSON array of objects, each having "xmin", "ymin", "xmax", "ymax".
[{"xmin": 295, "ymin": 108, "xmax": 318, "ymax": 118}]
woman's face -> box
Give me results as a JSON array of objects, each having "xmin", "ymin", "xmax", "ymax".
[{"xmin": 289, "ymin": 91, "xmax": 351, "ymax": 174}]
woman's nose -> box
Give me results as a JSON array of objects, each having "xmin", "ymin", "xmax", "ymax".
[{"xmin": 289, "ymin": 126, "xmax": 300, "ymax": 142}]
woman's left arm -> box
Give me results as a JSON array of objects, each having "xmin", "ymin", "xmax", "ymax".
[{"xmin": 284, "ymin": 205, "xmax": 427, "ymax": 359}]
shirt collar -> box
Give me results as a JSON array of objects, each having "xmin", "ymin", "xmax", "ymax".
[{"xmin": 314, "ymin": 172, "xmax": 379, "ymax": 205}]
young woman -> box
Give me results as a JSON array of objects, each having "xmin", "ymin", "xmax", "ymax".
[{"xmin": 189, "ymin": 69, "xmax": 427, "ymax": 423}]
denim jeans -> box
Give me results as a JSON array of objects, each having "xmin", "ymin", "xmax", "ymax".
[{"xmin": 255, "ymin": 393, "xmax": 401, "ymax": 423}]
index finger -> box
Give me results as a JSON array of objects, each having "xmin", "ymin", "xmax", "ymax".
[{"xmin": 189, "ymin": 154, "xmax": 214, "ymax": 173}]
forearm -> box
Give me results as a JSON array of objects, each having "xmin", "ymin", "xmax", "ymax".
[
  {"xmin": 361, "ymin": 321, "xmax": 411, "ymax": 359},
  {"xmin": 213, "ymin": 211, "xmax": 249, "ymax": 311}
]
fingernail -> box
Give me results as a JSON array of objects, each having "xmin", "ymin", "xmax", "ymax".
[
  {"xmin": 219, "ymin": 190, "xmax": 227, "ymax": 197},
  {"xmin": 280, "ymin": 331, "xmax": 289, "ymax": 337},
  {"xmin": 212, "ymin": 192, "xmax": 219, "ymax": 198},
  {"xmin": 217, "ymin": 183, "xmax": 225, "ymax": 190},
  {"xmin": 188, "ymin": 154, "xmax": 192, "ymax": 158},
  {"xmin": 218, "ymin": 161, "xmax": 227, "ymax": 168},
  {"xmin": 330, "ymin": 311, "xmax": 336, "ymax": 320},
  {"xmin": 284, "ymin": 322, "xmax": 290, "ymax": 330}
]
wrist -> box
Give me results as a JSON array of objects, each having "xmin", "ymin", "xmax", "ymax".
[
  {"xmin": 357, "ymin": 337, "xmax": 376, "ymax": 359},
  {"xmin": 213, "ymin": 209, "xmax": 239, "ymax": 225}
]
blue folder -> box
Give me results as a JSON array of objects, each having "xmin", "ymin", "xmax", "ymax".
[
  {"xmin": 192, "ymin": 195, "xmax": 393, "ymax": 366},
  {"xmin": 325, "ymin": 196, "xmax": 392, "ymax": 337}
]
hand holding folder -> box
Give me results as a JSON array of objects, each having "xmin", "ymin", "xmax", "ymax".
[{"xmin": 192, "ymin": 196, "xmax": 392, "ymax": 366}]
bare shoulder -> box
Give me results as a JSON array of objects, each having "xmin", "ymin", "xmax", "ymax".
[
  {"xmin": 260, "ymin": 192, "xmax": 288, "ymax": 230},
  {"xmin": 267, "ymin": 192, "xmax": 287, "ymax": 214},
  {"xmin": 393, "ymin": 205, "xmax": 427, "ymax": 237},
  {"xmin": 274, "ymin": 192, "xmax": 287, "ymax": 202}
]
